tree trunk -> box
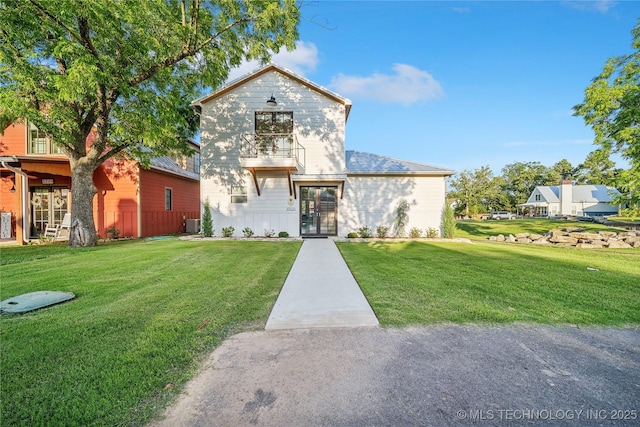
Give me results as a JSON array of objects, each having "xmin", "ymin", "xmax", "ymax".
[{"xmin": 68, "ymin": 158, "xmax": 98, "ymax": 247}]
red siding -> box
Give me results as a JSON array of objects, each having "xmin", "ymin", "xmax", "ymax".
[
  {"xmin": 139, "ymin": 169, "xmax": 200, "ymax": 237},
  {"xmin": 0, "ymin": 122, "xmax": 27, "ymax": 156},
  {"xmin": 93, "ymin": 158, "xmax": 140, "ymax": 238}
]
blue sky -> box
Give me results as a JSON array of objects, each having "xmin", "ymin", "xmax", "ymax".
[{"xmin": 229, "ymin": 0, "xmax": 639, "ymax": 175}]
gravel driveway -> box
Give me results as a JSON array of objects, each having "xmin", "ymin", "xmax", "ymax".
[{"xmin": 150, "ymin": 325, "xmax": 640, "ymax": 426}]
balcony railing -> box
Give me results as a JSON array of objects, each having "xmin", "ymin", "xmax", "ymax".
[{"xmin": 241, "ymin": 133, "xmax": 305, "ymax": 169}]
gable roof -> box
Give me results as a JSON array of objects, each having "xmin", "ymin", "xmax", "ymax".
[
  {"xmin": 149, "ymin": 156, "xmax": 199, "ymax": 180},
  {"xmin": 192, "ymin": 63, "xmax": 353, "ymax": 121},
  {"xmin": 345, "ymin": 150, "xmax": 454, "ymax": 176},
  {"xmin": 527, "ymin": 184, "xmax": 619, "ymax": 204}
]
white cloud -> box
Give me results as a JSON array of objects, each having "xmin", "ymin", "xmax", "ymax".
[
  {"xmin": 329, "ymin": 64, "xmax": 445, "ymax": 105},
  {"xmin": 561, "ymin": 0, "xmax": 616, "ymax": 13},
  {"xmin": 225, "ymin": 41, "xmax": 319, "ymax": 82}
]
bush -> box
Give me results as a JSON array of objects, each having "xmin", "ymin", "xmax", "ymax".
[
  {"xmin": 242, "ymin": 227, "xmax": 254, "ymax": 238},
  {"xmin": 264, "ymin": 229, "xmax": 275, "ymax": 238},
  {"xmin": 221, "ymin": 226, "xmax": 235, "ymax": 238},
  {"xmin": 105, "ymin": 225, "xmax": 120, "ymax": 240},
  {"xmin": 442, "ymin": 204, "xmax": 456, "ymax": 238},
  {"xmin": 278, "ymin": 231, "xmax": 289, "ymax": 238},
  {"xmin": 357, "ymin": 226, "xmax": 372, "ymax": 238},
  {"xmin": 427, "ymin": 227, "xmax": 439, "ymax": 238},
  {"xmin": 202, "ymin": 198, "xmax": 213, "ymax": 237},
  {"xmin": 409, "ymin": 227, "xmax": 422, "ymax": 238},
  {"xmin": 347, "ymin": 232, "xmax": 358, "ymax": 238},
  {"xmin": 376, "ymin": 225, "xmax": 389, "ymax": 238}
]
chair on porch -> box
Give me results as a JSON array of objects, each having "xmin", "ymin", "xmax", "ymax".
[
  {"xmin": 57, "ymin": 213, "xmax": 71, "ymax": 240},
  {"xmin": 43, "ymin": 223, "xmax": 60, "ymax": 240}
]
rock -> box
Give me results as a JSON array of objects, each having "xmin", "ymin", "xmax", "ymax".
[
  {"xmin": 529, "ymin": 234, "xmax": 544, "ymax": 240},
  {"xmin": 531, "ymin": 239, "xmax": 551, "ymax": 245},
  {"xmin": 548, "ymin": 229, "xmax": 566, "ymax": 237},
  {"xmin": 569, "ymin": 232, "xmax": 603, "ymax": 241},
  {"xmin": 489, "ymin": 236, "xmax": 497, "ymax": 241},
  {"xmin": 576, "ymin": 243, "xmax": 604, "ymax": 249},
  {"xmin": 548, "ymin": 235, "xmax": 579, "ymax": 245},
  {"xmin": 506, "ymin": 234, "xmax": 516, "ymax": 243},
  {"xmin": 517, "ymin": 238, "xmax": 532, "ymax": 244},
  {"xmin": 598, "ymin": 231, "xmax": 617, "ymax": 238},
  {"xmin": 496, "ymin": 234, "xmax": 505, "ymax": 242},
  {"xmin": 623, "ymin": 236, "xmax": 640, "ymax": 244},
  {"xmin": 515, "ymin": 233, "xmax": 530, "ymax": 239},
  {"xmin": 608, "ymin": 241, "xmax": 633, "ymax": 249}
]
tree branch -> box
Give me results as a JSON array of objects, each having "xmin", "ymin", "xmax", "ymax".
[{"xmin": 129, "ymin": 15, "xmax": 253, "ymax": 87}]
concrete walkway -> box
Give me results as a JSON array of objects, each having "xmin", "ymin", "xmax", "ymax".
[{"xmin": 265, "ymin": 238, "xmax": 379, "ymax": 330}]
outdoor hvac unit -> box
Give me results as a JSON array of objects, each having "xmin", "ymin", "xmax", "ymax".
[{"xmin": 186, "ymin": 219, "xmax": 201, "ymax": 233}]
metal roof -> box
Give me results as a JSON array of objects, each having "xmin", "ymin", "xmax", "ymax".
[
  {"xmin": 149, "ymin": 156, "xmax": 199, "ymax": 180},
  {"xmin": 345, "ymin": 150, "xmax": 454, "ymax": 176}
]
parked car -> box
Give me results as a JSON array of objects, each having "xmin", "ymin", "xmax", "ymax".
[{"xmin": 489, "ymin": 211, "xmax": 516, "ymax": 220}]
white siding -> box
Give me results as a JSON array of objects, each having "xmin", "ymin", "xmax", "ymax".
[
  {"xmin": 199, "ymin": 69, "xmax": 346, "ymax": 236},
  {"xmin": 341, "ymin": 175, "xmax": 447, "ymax": 237}
]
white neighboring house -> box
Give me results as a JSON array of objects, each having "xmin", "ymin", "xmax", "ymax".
[
  {"xmin": 518, "ymin": 180, "xmax": 620, "ymax": 218},
  {"xmin": 192, "ymin": 63, "xmax": 454, "ymax": 237}
]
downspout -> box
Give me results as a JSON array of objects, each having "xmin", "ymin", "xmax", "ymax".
[{"xmin": 1, "ymin": 160, "xmax": 30, "ymax": 243}]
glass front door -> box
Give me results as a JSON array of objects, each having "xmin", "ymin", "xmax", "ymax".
[
  {"xmin": 300, "ymin": 186, "xmax": 337, "ymax": 236},
  {"xmin": 30, "ymin": 187, "xmax": 69, "ymax": 237}
]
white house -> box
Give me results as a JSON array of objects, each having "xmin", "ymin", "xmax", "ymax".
[
  {"xmin": 518, "ymin": 180, "xmax": 620, "ymax": 218},
  {"xmin": 192, "ymin": 64, "xmax": 454, "ymax": 237}
]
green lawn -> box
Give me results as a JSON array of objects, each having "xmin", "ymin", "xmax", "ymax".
[
  {"xmin": 338, "ymin": 241, "xmax": 640, "ymax": 326},
  {"xmin": 0, "ymin": 238, "xmax": 300, "ymax": 427},
  {"xmin": 455, "ymin": 218, "xmax": 624, "ymax": 241}
]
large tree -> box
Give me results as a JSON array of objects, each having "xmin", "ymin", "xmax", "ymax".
[
  {"xmin": 501, "ymin": 161, "xmax": 549, "ymax": 208},
  {"xmin": 448, "ymin": 166, "xmax": 506, "ymax": 216},
  {"xmin": 0, "ymin": 0, "xmax": 299, "ymax": 246},
  {"xmin": 573, "ymin": 19, "xmax": 640, "ymax": 216}
]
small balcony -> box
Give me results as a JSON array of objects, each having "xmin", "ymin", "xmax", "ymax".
[{"xmin": 240, "ymin": 133, "xmax": 305, "ymax": 172}]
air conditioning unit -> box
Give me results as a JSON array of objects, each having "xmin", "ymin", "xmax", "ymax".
[{"xmin": 186, "ymin": 219, "xmax": 201, "ymax": 233}]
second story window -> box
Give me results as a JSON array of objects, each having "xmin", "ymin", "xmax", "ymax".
[
  {"xmin": 535, "ymin": 194, "xmax": 541, "ymax": 201},
  {"xmin": 255, "ymin": 112, "xmax": 293, "ymax": 157},
  {"xmin": 27, "ymin": 122, "xmax": 64, "ymax": 155}
]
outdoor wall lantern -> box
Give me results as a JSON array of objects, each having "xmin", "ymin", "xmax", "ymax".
[{"xmin": 266, "ymin": 94, "xmax": 277, "ymax": 107}]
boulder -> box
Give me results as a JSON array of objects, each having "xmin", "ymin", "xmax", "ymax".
[
  {"xmin": 608, "ymin": 241, "xmax": 632, "ymax": 249},
  {"xmin": 515, "ymin": 233, "xmax": 530, "ymax": 239},
  {"xmin": 576, "ymin": 242, "xmax": 604, "ymax": 249},
  {"xmin": 569, "ymin": 232, "xmax": 603, "ymax": 241},
  {"xmin": 529, "ymin": 234, "xmax": 544, "ymax": 241},
  {"xmin": 488, "ymin": 236, "xmax": 497, "ymax": 241},
  {"xmin": 548, "ymin": 235, "xmax": 579, "ymax": 245},
  {"xmin": 531, "ymin": 239, "xmax": 551, "ymax": 245},
  {"xmin": 506, "ymin": 234, "xmax": 516, "ymax": 243},
  {"xmin": 496, "ymin": 234, "xmax": 505, "ymax": 242}
]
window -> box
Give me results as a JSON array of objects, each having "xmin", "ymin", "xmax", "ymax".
[
  {"xmin": 535, "ymin": 194, "xmax": 541, "ymax": 201},
  {"xmin": 231, "ymin": 185, "xmax": 247, "ymax": 203},
  {"xmin": 165, "ymin": 188, "xmax": 173, "ymax": 211},
  {"xmin": 194, "ymin": 152, "xmax": 200, "ymax": 173},
  {"xmin": 255, "ymin": 111, "xmax": 293, "ymax": 157},
  {"xmin": 27, "ymin": 121, "xmax": 64, "ymax": 155}
]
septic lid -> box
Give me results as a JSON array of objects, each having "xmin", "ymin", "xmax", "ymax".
[{"xmin": 0, "ymin": 291, "xmax": 75, "ymax": 315}]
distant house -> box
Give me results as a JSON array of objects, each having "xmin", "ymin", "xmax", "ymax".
[
  {"xmin": 1, "ymin": 121, "xmax": 200, "ymax": 244},
  {"xmin": 193, "ymin": 63, "xmax": 454, "ymax": 237},
  {"xmin": 518, "ymin": 180, "xmax": 620, "ymax": 218}
]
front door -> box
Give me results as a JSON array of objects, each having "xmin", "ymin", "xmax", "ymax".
[
  {"xmin": 30, "ymin": 187, "xmax": 69, "ymax": 237},
  {"xmin": 300, "ymin": 186, "xmax": 337, "ymax": 236}
]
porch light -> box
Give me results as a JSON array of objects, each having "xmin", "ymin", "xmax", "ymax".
[
  {"xmin": 266, "ymin": 95, "xmax": 277, "ymax": 107},
  {"xmin": 9, "ymin": 184, "xmax": 15, "ymax": 193}
]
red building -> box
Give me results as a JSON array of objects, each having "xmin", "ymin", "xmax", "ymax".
[{"xmin": 0, "ymin": 120, "xmax": 200, "ymax": 244}]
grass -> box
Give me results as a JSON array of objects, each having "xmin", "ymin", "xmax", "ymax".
[
  {"xmin": 455, "ymin": 218, "xmax": 625, "ymax": 241},
  {"xmin": 0, "ymin": 238, "xmax": 300, "ymax": 427},
  {"xmin": 337, "ymin": 240, "xmax": 640, "ymax": 326}
]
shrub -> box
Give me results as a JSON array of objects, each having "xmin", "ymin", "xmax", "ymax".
[
  {"xmin": 376, "ymin": 225, "xmax": 389, "ymax": 238},
  {"xmin": 347, "ymin": 232, "xmax": 358, "ymax": 238},
  {"xmin": 105, "ymin": 225, "xmax": 120, "ymax": 240},
  {"xmin": 242, "ymin": 227, "xmax": 254, "ymax": 238},
  {"xmin": 427, "ymin": 227, "xmax": 439, "ymax": 238},
  {"xmin": 442, "ymin": 204, "xmax": 456, "ymax": 238},
  {"xmin": 201, "ymin": 198, "xmax": 213, "ymax": 237},
  {"xmin": 221, "ymin": 226, "xmax": 235, "ymax": 238},
  {"xmin": 278, "ymin": 231, "xmax": 289, "ymax": 238},
  {"xmin": 409, "ymin": 227, "xmax": 422, "ymax": 238},
  {"xmin": 357, "ymin": 226, "xmax": 372, "ymax": 238},
  {"xmin": 264, "ymin": 229, "xmax": 276, "ymax": 238}
]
